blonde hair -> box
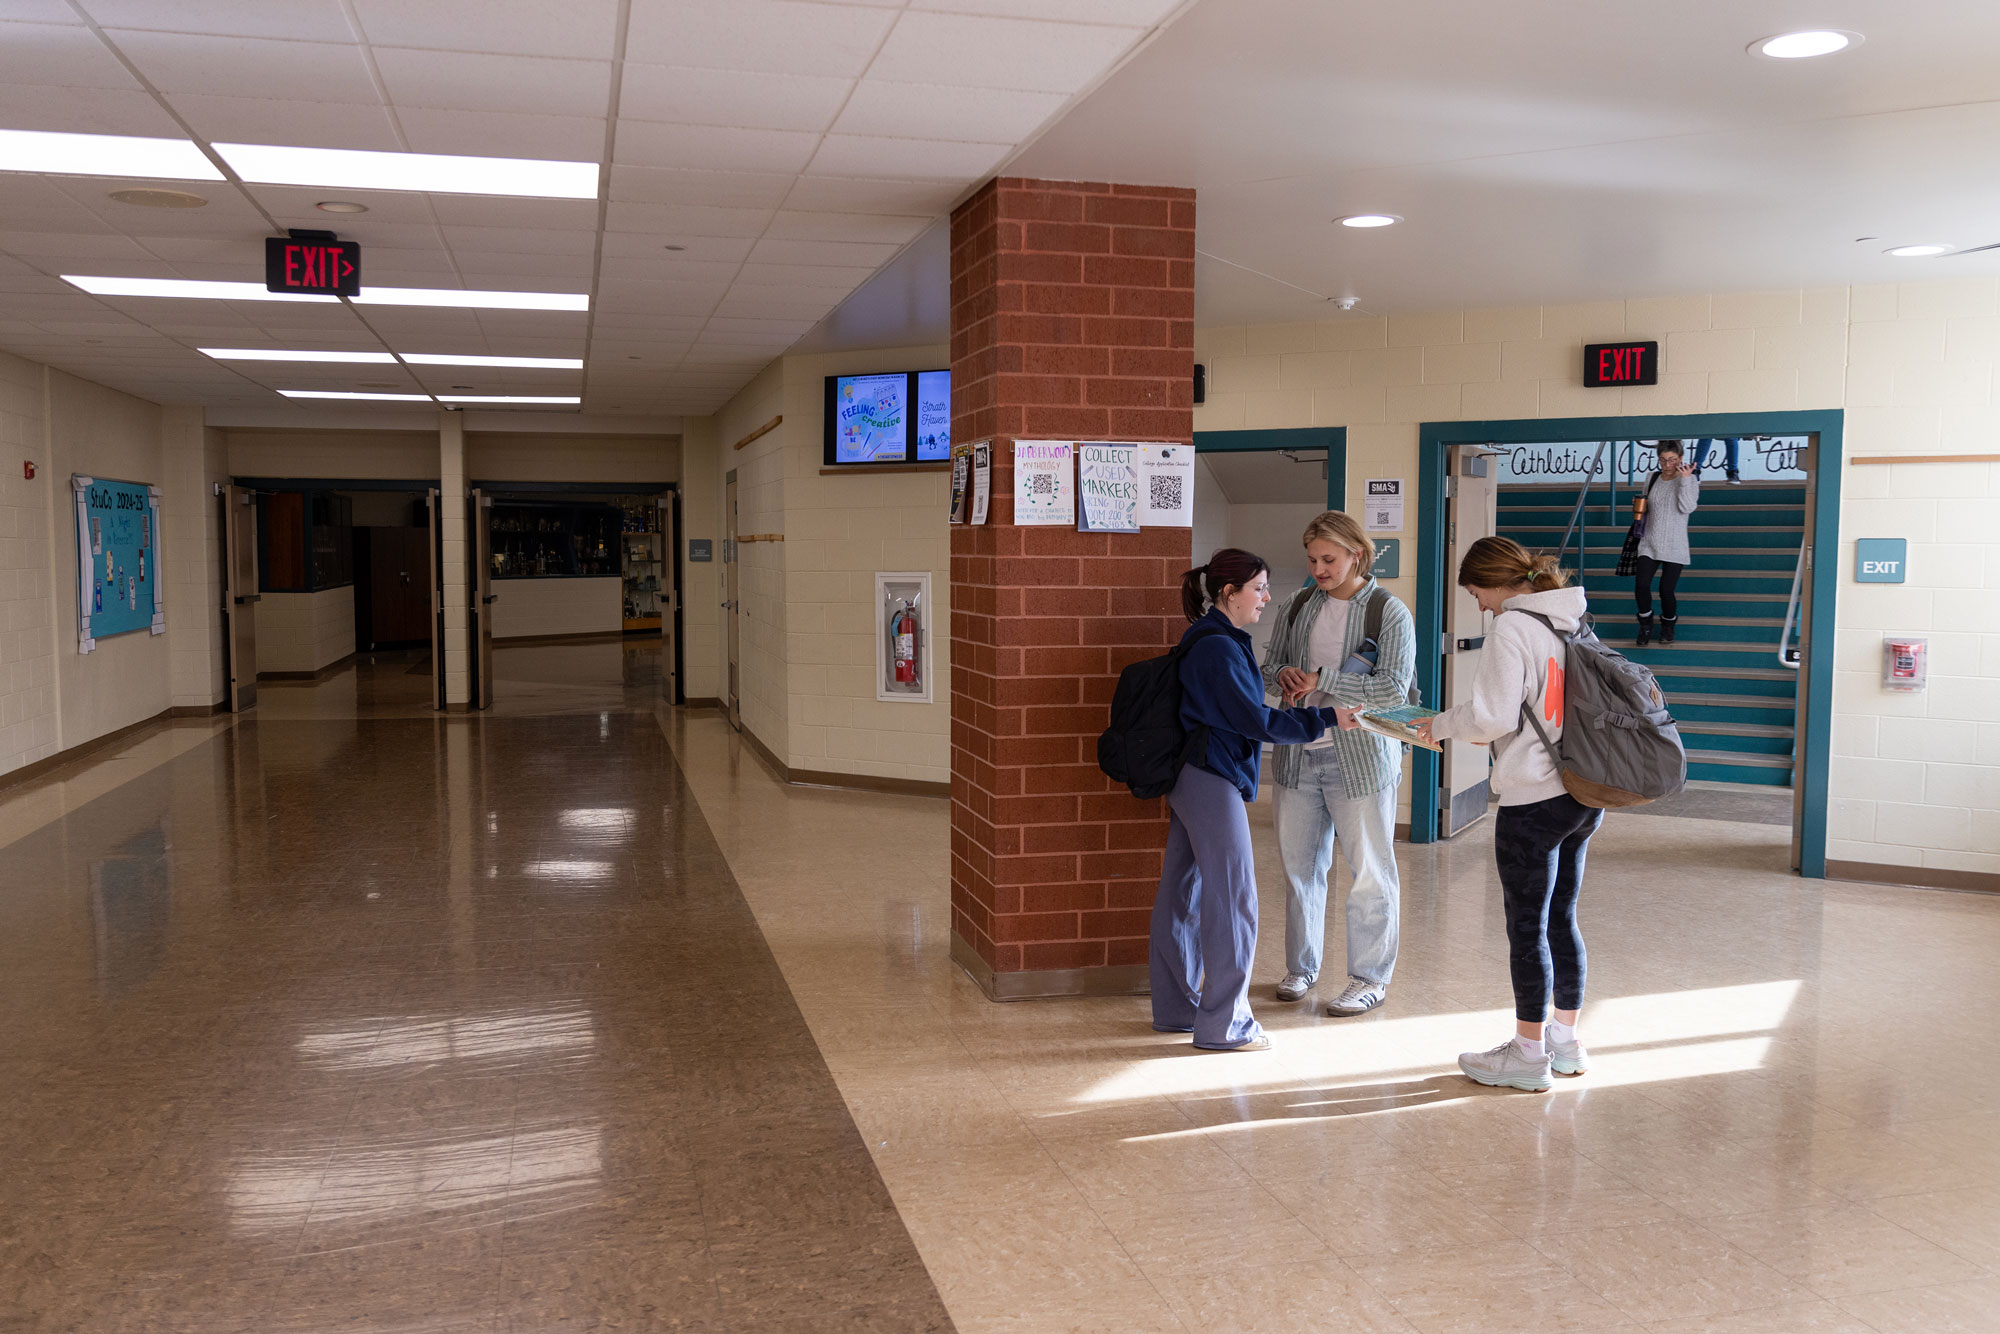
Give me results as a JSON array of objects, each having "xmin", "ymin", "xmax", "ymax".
[
  {"xmin": 1301, "ymin": 510, "xmax": 1375, "ymax": 569},
  {"xmin": 1456, "ymin": 535, "xmax": 1569, "ymax": 592}
]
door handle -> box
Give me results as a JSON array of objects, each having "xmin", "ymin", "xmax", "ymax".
[
  {"xmin": 234, "ymin": 594, "xmax": 261, "ymax": 605},
  {"xmin": 482, "ymin": 594, "xmax": 499, "ymax": 604},
  {"xmin": 1454, "ymin": 636, "xmax": 1485, "ymax": 652}
]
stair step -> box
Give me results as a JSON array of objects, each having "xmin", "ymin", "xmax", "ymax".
[
  {"xmin": 1680, "ymin": 719, "xmax": 1795, "ymax": 738},
  {"xmin": 1685, "ymin": 747, "xmax": 1794, "ymax": 769},
  {"xmin": 1590, "ymin": 590, "xmax": 1792, "ymax": 603},
  {"xmin": 1501, "ymin": 525, "xmax": 1804, "ymax": 546},
  {"xmin": 1687, "ymin": 759, "xmax": 1796, "ymax": 786},
  {"xmin": 1645, "ymin": 661, "xmax": 1800, "ymax": 684},
  {"xmin": 1499, "ymin": 508, "xmax": 1804, "ymax": 527},
  {"xmin": 1671, "ymin": 698, "xmax": 1799, "ymax": 727}
]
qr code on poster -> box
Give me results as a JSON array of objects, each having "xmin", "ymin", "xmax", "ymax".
[
  {"xmin": 1030, "ymin": 472, "xmax": 1055, "ymax": 496},
  {"xmin": 1150, "ymin": 474, "xmax": 1183, "ymax": 512}
]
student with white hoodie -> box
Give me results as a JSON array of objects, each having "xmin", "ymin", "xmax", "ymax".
[{"xmin": 1415, "ymin": 537, "xmax": 1598, "ymax": 1093}]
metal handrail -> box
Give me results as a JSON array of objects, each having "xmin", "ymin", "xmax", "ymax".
[
  {"xmin": 1777, "ymin": 541, "xmax": 1806, "ymax": 669},
  {"xmin": 1553, "ymin": 439, "xmax": 1609, "ymax": 581}
]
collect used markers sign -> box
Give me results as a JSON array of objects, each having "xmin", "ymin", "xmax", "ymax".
[
  {"xmin": 265, "ymin": 235, "xmax": 361, "ymax": 298},
  {"xmin": 1077, "ymin": 443, "xmax": 1139, "ymax": 533}
]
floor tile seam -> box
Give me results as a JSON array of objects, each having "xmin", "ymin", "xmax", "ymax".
[
  {"xmin": 1854, "ymin": 1199, "xmax": 2000, "ymax": 1275},
  {"xmin": 1522, "ymin": 1217, "xmax": 1827, "ymax": 1320}
]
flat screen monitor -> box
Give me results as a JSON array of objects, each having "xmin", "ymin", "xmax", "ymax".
[{"xmin": 824, "ymin": 369, "xmax": 949, "ymax": 465}]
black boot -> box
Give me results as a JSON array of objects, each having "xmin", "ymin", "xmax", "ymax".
[
  {"xmin": 1636, "ymin": 613, "xmax": 1654, "ymax": 646},
  {"xmin": 1660, "ymin": 615, "xmax": 1677, "ymax": 645}
]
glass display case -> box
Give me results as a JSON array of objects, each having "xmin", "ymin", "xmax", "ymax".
[{"xmin": 489, "ymin": 501, "xmax": 621, "ymax": 580}]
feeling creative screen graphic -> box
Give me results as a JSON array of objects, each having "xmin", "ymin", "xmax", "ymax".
[{"xmin": 833, "ymin": 373, "xmax": 910, "ymax": 463}]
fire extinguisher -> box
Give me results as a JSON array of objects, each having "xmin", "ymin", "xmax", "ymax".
[{"xmin": 892, "ymin": 599, "xmax": 919, "ymax": 685}]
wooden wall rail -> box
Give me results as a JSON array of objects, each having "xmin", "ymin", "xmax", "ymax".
[{"xmin": 731, "ymin": 416, "xmax": 781, "ymax": 450}]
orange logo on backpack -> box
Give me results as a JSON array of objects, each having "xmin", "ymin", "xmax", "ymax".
[{"xmin": 1544, "ymin": 657, "xmax": 1565, "ymax": 725}]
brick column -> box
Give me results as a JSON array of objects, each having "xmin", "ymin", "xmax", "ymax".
[{"xmin": 948, "ymin": 177, "xmax": 1195, "ymax": 1001}]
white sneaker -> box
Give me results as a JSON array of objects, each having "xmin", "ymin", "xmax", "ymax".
[
  {"xmin": 1325, "ymin": 978, "xmax": 1385, "ymax": 1016},
  {"xmin": 1275, "ymin": 973, "xmax": 1315, "ymax": 1002},
  {"xmin": 1549, "ymin": 1031, "xmax": 1589, "ymax": 1076},
  {"xmin": 1458, "ymin": 1038, "xmax": 1552, "ymax": 1092}
]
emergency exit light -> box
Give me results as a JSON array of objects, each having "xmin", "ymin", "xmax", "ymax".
[
  {"xmin": 1583, "ymin": 340, "xmax": 1659, "ymax": 387},
  {"xmin": 265, "ymin": 233, "xmax": 360, "ymax": 298}
]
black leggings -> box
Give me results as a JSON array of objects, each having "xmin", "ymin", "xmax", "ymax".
[
  {"xmin": 1495, "ymin": 793, "xmax": 1603, "ymax": 1023},
  {"xmin": 1633, "ymin": 555, "xmax": 1682, "ymax": 619}
]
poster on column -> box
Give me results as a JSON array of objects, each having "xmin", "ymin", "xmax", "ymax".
[
  {"xmin": 1363, "ymin": 478, "xmax": 1405, "ymax": 532},
  {"xmin": 970, "ymin": 442, "xmax": 992, "ymax": 525},
  {"xmin": 1011, "ymin": 441, "xmax": 1074, "ymax": 526},
  {"xmin": 1138, "ymin": 443, "xmax": 1194, "ymax": 527},
  {"xmin": 948, "ymin": 443, "xmax": 971, "ymax": 523},
  {"xmin": 1077, "ymin": 443, "xmax": 1140, "ymax": 533},
  {"xmin": 73, "ymin": 475, "xmax": 163, "ymax": 653}
]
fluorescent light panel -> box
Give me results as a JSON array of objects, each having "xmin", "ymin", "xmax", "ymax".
[
  {"xmin": 201, "ymin": 349, "xmax": 582, "ymax": 369},
  {"xmin": 213, "ymin": 142, "xmax": 597, "ymax": 199},
  {"xmin": 438, "ymin": 395, "xmax": 580, "ymax": 404},
  {"xmin": 0, "ymin": 128, "xmax": 223, "ymax": 181},
  {"xmin": 279, "ymin": 390, "xmax": 431, "ymax": 401},
  {"xmin": 65, "ymin": 275, "xmax": 588, "ymax": 312}
]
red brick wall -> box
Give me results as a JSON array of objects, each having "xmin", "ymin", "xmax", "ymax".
[{"xmin": 948, "ymin": 178, "xmax": 1196, "ymax": 981}]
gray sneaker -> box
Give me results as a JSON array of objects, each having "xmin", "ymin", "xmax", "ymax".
[
  {"xmin": 1324, "ymin": 978, "xmax": 1385, "ymax": 1016},
  {"xmin": 1275, "ymin": 973, "xmax": 1315, "ymax": 1002},
  {"xmin": 1458, "ymin": 1038, "xmax": 1553, "ymax": 1092},
  {"xmin": 1549, "ymin": 1031, "xmax": 1588, "ymax": 1076}
]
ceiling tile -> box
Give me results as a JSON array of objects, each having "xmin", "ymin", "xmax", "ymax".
[
  {"xmin": 80, "ymin": 0, "xmax": 359, "ymax": 42},
  {"xmin": 599, "ymin": 231, "xmax": 754, "ymax": 264},
  {"xmin": 746, "ymin": 236, "xmax": 898, "ymax": 267},
  {"xmin": 604, "ymin": 201, "xmax": 774, "ymax": 239},
  {"xmin": 618, "ymin": 63, "xmax": 852, "ymax": 133},
  {"xmin": 396, "ymin": 107, "xmax": 606, "ymax": 161},
  {"xmin": 908, "ymin": 0, "xmax": 1179, "ymax": 21},
  {"xmin": 0, "ymin": 20, "xmax": 141, "ymax": 87},
  {"xmin": 779, "ymin": 174, "xmax": 962, "ymax": 214},
  {"xmin": 869, "ymin": 12, "xmax": 1140, "ymax": 94},
  {"xmin": 612, "ymin": 121, "xmax": 817, "ymax": 175},
  {"xmin": 164, "ymin": 94, "xmax": 402, "ymax": 151},
  {"xmin": 597, "ymin": 255, "xmax": 742, "ymax": 284},
  {"xmin": 731, "ymin": 261, "xmax": 880, "ymax": 288},
  {"xmin": 0, "ymin": 229, "xmax": 149, "ymax": 257},
  {"xmin": 0, "ymin": 1, "xmax": 81, "ymax": 21},
  {"xmin": 624, "ymin": 0, "xmax": 899, "ymax": 78},
  {"xmin": 0, "ymin": 83, "xmax": 183, "ymax": 135},
  {"xmin": 350, "ymin": 0, "xmax": 619, "ymax": 61},
  {"xmin": 806, "ymin": 133, "xmax": 1007, "ymax": 181},
  {"xmin": 761, "ymin": 210, "xmax": 929, "ymax": 245},
  {"xmin": 456, "ymin": 251, "xmax": 596, "ymax": 280},
  {"xmin": 248, "ymin": 183, "xmax": 441, "ymax": 224},
  {"xmin": 835, "ymin": 79, "xmax": 1069, "ymax": 143},
  {"xmin": 438, "ymin": 225, "xmax": 597, "ymax": 256},
  {"xmin": 607, "ymin": 165, "xmax": 795, "ymax": 209},
  {"xmin": 373, "ymin": 48, "xmax": 611, "ymax": 118},
  {"xmin": 103, "ymin": 30, "xmax": 381, "ymax": 103},
  {"xmin": 426, "ymin": 197, "xmax": 598, "ymax": 229}
]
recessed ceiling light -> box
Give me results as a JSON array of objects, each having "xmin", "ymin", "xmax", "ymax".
[
  {"xmin": 402, "ymin": 353, "xmax": 584, "ymax": 369},
  {"xmin": 1751, "ymin": 29, "xmax": 1863, "ymax": 59},
  {"xmin": 0, "ymin": 128, "xmax": 221, "ymax": 181},
  {"xmin": 65, "ymin": 275, "xmax": 589, "ymax": 312},
  {"xmin": 316, "ymin": 200, "xmax": 369, "ymax": 214},
  {"xmin": 200, "ymin": 347, "xmax": 395, "ymax": 363},
  {"xmin": 108, "ymin": 188, "xmax": 209, "ymax": 209},
  {"xmin": 1885, "ymin": 243, "xmax": 1952, "ymax": 258},
  {"xmin": 212, "ymin": 143, "xmax": 597, "ymax": 199},
  {"xmin": 1335, "ymin": 214, "xmax": 1402, "ymax": 228},
  {"xmin": 437, "ymin": 395, "xmax": 581, "ymax": 405},
  {"xmin": 279, "ymin": 390, "xmax": 432, "ymax": 401}
]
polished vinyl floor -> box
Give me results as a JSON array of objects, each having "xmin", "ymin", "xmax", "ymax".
[{"xmin": 7, "ymin": 646, "xmax": 2000, "ymax": 1332}]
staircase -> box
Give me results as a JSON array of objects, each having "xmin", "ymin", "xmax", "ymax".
[{"xmin": 1496, "ymin": 481, "xmax": 1804, "ymax": 788}]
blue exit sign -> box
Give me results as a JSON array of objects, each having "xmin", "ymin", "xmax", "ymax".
[{"xmin": 1855, "ymin": 538, "xmax": 1906, "ymax": 583}]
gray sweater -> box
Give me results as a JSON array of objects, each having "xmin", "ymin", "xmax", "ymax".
[{"xmin": 1636, "ymin": 472, "xmax": 1700, "ymax": 565}]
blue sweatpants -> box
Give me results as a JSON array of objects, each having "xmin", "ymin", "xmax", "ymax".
[{"xmin": 1150, "ymin": 763, "xmax": 1263, "ymax": 1049}]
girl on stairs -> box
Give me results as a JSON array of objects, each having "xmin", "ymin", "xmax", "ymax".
[{"xmin": 1633, "ymin": 439, "xmax": 1700, "ymax": 645}]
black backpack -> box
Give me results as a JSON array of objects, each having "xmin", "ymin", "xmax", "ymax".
[{"xmin": 1097, "ymin": 622, "xmax": 1229, "ymax": 799}]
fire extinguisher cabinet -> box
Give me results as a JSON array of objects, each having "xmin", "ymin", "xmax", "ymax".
[{"xmin": 876, "ymin": 571, "xmax": 932, "ymax": 704}]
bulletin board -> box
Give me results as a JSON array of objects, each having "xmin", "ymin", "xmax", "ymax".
[{"xmin": 73, "ymin": 475, "xmax": 164, "ymax": 654}]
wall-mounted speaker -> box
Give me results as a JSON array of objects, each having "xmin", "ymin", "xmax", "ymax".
[{"xmin": 1193, "ymin": 363, "xmax": 1206, "ymax": 405}]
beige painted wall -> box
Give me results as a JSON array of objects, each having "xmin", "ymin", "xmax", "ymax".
[
  {"xmin": 0, "ymin": 352, "xmax": 58, "ymax": 774},
  {"xmin": 162, "ymin": 407, "xmax": 227, "ymax": 710},
  {"xmin": 466, "ymin": 432, "xmax": 679, "ymax": 484},
  {"xmin": 703, "ymin": 362, "xmax": 787, "ymax": 757},
  {"xmin": 255, "ymin": 587, "xmax": 355, "ymax": 674},
  {"xmin": 226, "ymin": 428, "xmax": 438, "ymax": 480},
  {"xmin": 491, "ymin": 576, "xmax": 621, "ymax": 640},
  {"xmin": 1193, "ymin": 278, "xmax": 2000, "ymax": 877},
  {"xmin": 678, "ymin": 416, "xmax": 721, "ymax": 703}
]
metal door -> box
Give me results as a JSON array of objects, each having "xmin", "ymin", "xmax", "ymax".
[
  {"xmin": 426, "ymin": 488, "xmax": 444, "ymax": 711},
  {"xmin": 222, "ymin": 484, "xmax": 260, "ymax": 711},
  {"xmin": 1790, "ymin": 438, "xmax": 1818, "ymax": 872},
  {"xmin": 1439, "ymin": 444, "xmax": 1500, "ymax": 837},
  {"xmin": 725, "ymin": 470, "xmax": 740, "ymax": 728},
  {"xmin": 470, "ymin": 488, "xmax": 494, "ymax": 710},
  {"xmin": 657, "ymin": 491, "xmax": 678, "ymax": 704}
]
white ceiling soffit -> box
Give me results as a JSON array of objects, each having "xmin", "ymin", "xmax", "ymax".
[
  {"xmin": 0, "ymin": 0, "xmax": 1192, "ymax": 416},
  {"xmin": 1007, "ymin": 0, "xmax": 2000, "ymax": 325}
]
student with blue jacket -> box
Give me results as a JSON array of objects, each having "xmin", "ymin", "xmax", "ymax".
[{"xmin": 1152, "ymin": 548, "xmax": 1340, "ymax": 1052}]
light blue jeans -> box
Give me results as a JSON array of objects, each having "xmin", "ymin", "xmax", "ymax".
[{"xmin": 1274, "ymin": 748, "xmax": 1401, "ymax": 985}]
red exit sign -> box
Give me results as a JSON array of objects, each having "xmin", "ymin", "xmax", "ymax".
[
  {"xmin": 1583, "ymin": 340, "xmax": 1659, "ymax": 387},
  {"xmin": 264, "ymin": 234, "xmax": 361, "ymax": 298}
]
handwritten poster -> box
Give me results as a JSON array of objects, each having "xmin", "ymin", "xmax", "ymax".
[
  {"xmin": 73, "ymin": 474, "xmax": 163, "ymax": 653},
  {"xmin": 1077, "ymin": 443, "xmax": 1139, "ymax": 533},
  {"xmin": 1138, "ymin": 443, "xmax": 1194, "ymax": 527},
  {"xmin": 970, "ymin": 442, "xmax": 992, "ymax": 525},
  {"xmin": 1012, "ymin": 440, "xmax": 1074, "ymax": 526}
]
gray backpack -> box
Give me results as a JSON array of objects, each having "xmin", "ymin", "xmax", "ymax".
[{"xmin": 1516, "ymin": 610, "xmax": 1686, "ymax": 809}]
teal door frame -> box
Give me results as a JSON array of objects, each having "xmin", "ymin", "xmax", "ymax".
[
  {"xmin": 1193, "ymin": 427, "xmax": 1347, "ymax": 510},
  {"xmin": 1412, "ymin": 410, "xmax": 1842, "ymax": 877}
]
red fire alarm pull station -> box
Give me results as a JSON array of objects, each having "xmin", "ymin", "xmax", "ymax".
[
  {"xmin": 1583, "ymin": 340, "xmax": 1660, "ymax": 387},
  {"xmin": 265, "ymin": 231, "xmax": 361, "ymax": 298}
]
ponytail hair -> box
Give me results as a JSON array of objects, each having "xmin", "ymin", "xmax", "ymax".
[
  {"xmin": 1181, "ymin": 547, "xmax": 1271, "ymax": 622},
  {"xmin": 1455, "ymin": 535, "xmax": 1569, "ymax": 592}
]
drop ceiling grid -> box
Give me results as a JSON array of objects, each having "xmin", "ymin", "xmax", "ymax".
[{"xmin": 0, "ymin": 0, "xmax": 1187, "ymax": 413}]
